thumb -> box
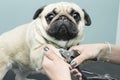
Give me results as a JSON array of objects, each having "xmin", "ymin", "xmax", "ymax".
[{"xmin": 70, "ymin": 54, "xmax": 87, "ymax": 67}]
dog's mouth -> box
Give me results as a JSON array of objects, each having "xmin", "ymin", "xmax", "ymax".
[{"xmin": 47, "ymin": 18, "xmax": 78, "ymax": 40}]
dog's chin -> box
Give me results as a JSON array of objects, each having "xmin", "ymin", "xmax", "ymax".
[{"xmin": 47, "ymin": 20, "xmax": 78, "ymax": 41}]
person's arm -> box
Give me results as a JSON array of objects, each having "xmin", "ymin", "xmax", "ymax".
[{"xmin": 69, "ymin": 43, "xmax": 120, "ymax": 67}]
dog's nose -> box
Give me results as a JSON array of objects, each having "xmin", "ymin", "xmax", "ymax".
[{"xmin": 59, "ymin": 15, "xmax": 68, "ymax": 20}]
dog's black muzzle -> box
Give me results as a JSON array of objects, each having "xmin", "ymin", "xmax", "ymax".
[{"xmin": 47, "ymin": 15, "xmax": 78, "ymax": 41}]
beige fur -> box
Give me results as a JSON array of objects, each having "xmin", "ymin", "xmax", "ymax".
[
  {"xmin": 0, "ymin": 20, "xmax": 61, "ymax": 80},
  {"xmin": 0, "ymin": 2, "xmax": 87, "ymax": 80}
]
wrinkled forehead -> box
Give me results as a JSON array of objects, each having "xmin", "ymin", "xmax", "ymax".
[{"xmin": 42, "ymin": 2, "xmax": 83, "ymax": 15}]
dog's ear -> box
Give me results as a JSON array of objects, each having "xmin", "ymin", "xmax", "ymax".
[
  {"xmin": 82, "ymin": 9, "xmax": 91, "ymax": 26},
  {"xmin": 33, "ymin": 6, "xmax": 46, "ymax": 19}
]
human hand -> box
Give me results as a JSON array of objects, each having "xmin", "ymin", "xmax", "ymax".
[
  {"xmin": 42, "ymin": 46, "xmax": 82, "ymax": 80},
  {"xmin": 69, "ymin": 44, "xmax": 107, "ymax": 67},
  {"xmin": 43, "ymin": 46, "xmax": 71, "ymax": 80}
]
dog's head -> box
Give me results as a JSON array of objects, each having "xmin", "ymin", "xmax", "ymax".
[{"xmin": 33, "ymin": 2, "xmax": 91, "ymax": 41}]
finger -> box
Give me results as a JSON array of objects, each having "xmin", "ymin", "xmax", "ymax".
[
  {"xmin": 71, "ymin": 69, "xmax": 82, "ymax": 80},
  {"xmin": 69, "ymin": 46, "xmax": 83, "ymax": 52},
  {"xmin": 74, "ymin": 73, "xmax": 82, "ymax": 80},
  {"xmin": 69, "ymin": 46, "xmax": 80, "ymax": 51},
  {"xmin": 70, "ymin": 54, "xmax": 87, "ymax": 67},
  {"xmin": 43, "ymin": 46, "xmax": 60, "ymax": 60},
  {"xmin": 71, "ymin": 68, "xmax": 82, "ymax": 76},
  {"xmin": 77, "ymin": 74, "xmax": 82, "ymax": 80},
  {"xmin": 69, "ymin": 46, "xmax": 78, "ymax": 51},
  {"xmin": 71, "ymin": 69, "xmax": 78, "ymax": 75}
]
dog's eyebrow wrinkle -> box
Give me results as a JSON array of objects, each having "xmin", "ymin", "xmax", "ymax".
[
  {"xmin": 53, "ymin": 8, "xmax": 58, "ymax": 15},
  {"xmin": 70, "ymin": 8, "xmax": 75, "ymax": 14}
]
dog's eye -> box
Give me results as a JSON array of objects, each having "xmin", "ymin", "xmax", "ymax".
[
  {"xmin": 70, "ymin": 9, "xmax": 81, "ymax": 23},
  {"xmin": 46, "ymin": 13, "xmax": 55, "ymax": 23},
  {"xmin": 72, "ymin": 12, "xmax": 81, "ymax": 22}
]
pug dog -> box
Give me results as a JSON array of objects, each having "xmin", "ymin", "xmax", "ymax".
[{"xmin": 0, "ymin": 2, "xmax": 91, "ymax": 80}]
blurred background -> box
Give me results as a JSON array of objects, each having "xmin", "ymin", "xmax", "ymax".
[{"xmin": 0, "ymin": 0, "xmax": 120, "ymax": 80}]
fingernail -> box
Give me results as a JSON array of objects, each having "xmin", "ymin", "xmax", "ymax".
[
  {"xmin": 44, "ymin": 46, "xmax": 49, "ymax": 51},
  {"xmin": 70, "ymin": 61, "xmax": 77, "ymax": 68}
]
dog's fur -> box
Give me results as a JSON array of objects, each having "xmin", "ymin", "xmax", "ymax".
[{"xmin": 0, "ymin": 2, "xmax": 91, "ymax": 80}]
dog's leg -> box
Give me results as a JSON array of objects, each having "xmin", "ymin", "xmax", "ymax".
[
  {"xmin": 0, "ymin": 58, "xmax": 12, "ymax": 80},
  {"xmin": 15, "ymin": 72, "xmax": 36, "ymax": 80},
  {"xmin": 15, "ymin": 73, "xmax": 26, "ymax": 80},
  {"xmin": 14, "ymin": 69, "xmax": 36, "ymax": 80},
  {"xmin": 0, "ymin": 64, "xmax": 11, "ymax": 80},
  {"xmin": 15, "ymin": 75, "xmax": 36, "ymax": 80}
]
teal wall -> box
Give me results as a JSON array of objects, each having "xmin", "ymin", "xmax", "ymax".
[{"xmin": 0, "ymin": 0, "xmax": 119, "ymax": 44}]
